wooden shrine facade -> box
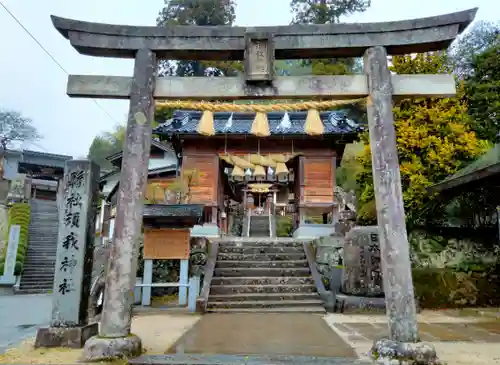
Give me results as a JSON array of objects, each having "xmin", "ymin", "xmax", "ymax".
[{"xmin": 154, "ymin": 109, "xmax": 361, "ymax": 231}]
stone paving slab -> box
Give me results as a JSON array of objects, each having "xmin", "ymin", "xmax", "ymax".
[
  {"xmin": 130, "ymin": 354, "xmax": 371, "ymax": 365},
  {"xmin": 166, "ymin": 313, "xmax": 358, "ymax": 358},
  {"xmin": 328, "ymin": 322, "xmax": 500, "ymax": 342}
]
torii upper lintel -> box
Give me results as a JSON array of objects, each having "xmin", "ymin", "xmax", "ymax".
[{"xmin": 50, "ymin": 8, "xmax": 477, "ymax": 60}]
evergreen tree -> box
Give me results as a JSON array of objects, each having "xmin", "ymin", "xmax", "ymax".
[
  {"xmin": 156, "ymin": 0, "xmax": 240, "ymax": 77},
  {"xmin": 448, "ymin": 20, "xmax": 500, "ymax": 79},
  {"xmin": 465, "ymin": 41, "xmax": 500, "ymax": 143},
  {"xmin": 290, "ymin": 0, "xmax": 371, "ymax": 75}
]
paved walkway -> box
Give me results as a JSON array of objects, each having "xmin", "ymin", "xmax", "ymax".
[
  {"xmin": 168, "ymin": 313, "xmax": 357, "ymax": 358},
  {"xmin": 324, "ymin": 312, "xmax": 500, "ymax": 364},
  {"xmin": 0, "ymin": 294, "xmax": 51, "ymax": 353}
]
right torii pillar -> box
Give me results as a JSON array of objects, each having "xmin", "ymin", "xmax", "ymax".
[
  {"xmin": 364, "ymin": 46, "xmax": 419, "ymax": 343},
  {"xmin": 364, "ymin": 46, "xmax": 441, "ymax": 363}
]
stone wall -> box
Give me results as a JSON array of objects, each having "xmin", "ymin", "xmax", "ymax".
[{"xmin": 313, "ymin": 226, "xmax": 500, "ymax": 309}]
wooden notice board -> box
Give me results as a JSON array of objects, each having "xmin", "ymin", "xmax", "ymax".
[{"xmin": 143, "ymin": 228, "xmax": 190, "ymax": 260}]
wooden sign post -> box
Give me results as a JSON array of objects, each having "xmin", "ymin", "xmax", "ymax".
[{"xmin": 143, "ymin": 228, "xmax": 190, "ymax": 260}]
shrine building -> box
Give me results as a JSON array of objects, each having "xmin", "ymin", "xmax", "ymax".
[{"xmin": 150, "ymin": 108, "xmax": 361, "ymax": 238}]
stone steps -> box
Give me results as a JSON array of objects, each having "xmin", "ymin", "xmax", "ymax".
[
  {"xmin": 19, "ymin": 199, "xmax": 59, "ymax": 294},
  {"xmin": 216, "ymin": 259, "xmax": 309, "ymax": 268},
  {"xmin": 216, "ymin": 253, "xmax": 306, "ymax": 261},
  {"xmin": 206, "ymin": 306, "xmax": 326, "ymax": 313},
  {"xmin": 16, "ymin": 287, "xmax": 53, "ymax": 294},
  {"xmin": 208, "ymin": 299, "xmax": 324, "ymax": 309},
  {"xmin": 214, "ymin": 267, "xmax": 310, "ymax": 277},
  {"xmin": 210, "ymin": 284, "xmax": 317, "ymax": 294},
  {"xmin": 207, "ymin": 238, "xmax": 324, "ymax": 313},
  {"xmin": 249, "ymin": 216, "xmax": 270, "ymax": 237},
  {"xmin": 211, "ymin": 276, "xmax": 314, "ymax": 286},
  {"xmin": 218, "ymin": 246, "xmax": 303, "ymax": 254},
  {"xmin": 209, "ymin": 292, "xmax": 320, "ymax": 301}
]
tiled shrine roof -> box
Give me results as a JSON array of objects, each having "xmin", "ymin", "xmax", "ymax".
[
  {"xmin": 429, "ymin": 143, "xmax": 500, "ymax": 193},
  {"xmin": 154, "ymin": 110, "xmax": 362, "ymax": 136}
]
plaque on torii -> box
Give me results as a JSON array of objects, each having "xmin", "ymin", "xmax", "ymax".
[{"xmin": 49, "ymin": 8, "xmax": 477, "ymax": 362}]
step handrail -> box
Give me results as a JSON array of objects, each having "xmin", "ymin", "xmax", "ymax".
[
  {"xmin": 246, "ymin": 209, "xmax": 251, "ymax": 237},
  {"xmin": 302, "ymin": 241, "xmax": 335, "ymax": 311},
  {"xmin": 196, "ymin": 241, "xmax": 219, "ymax": 313}
]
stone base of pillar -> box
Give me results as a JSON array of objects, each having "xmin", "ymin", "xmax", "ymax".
[
  {"xmin": 82, "ymin": 334, "xmax": 142, "ymax": 361},
  {"xmin": 34, "ymin": 323, "xmax": 98, "ymax": 349},
  {"xmin": 371, "ymin": 338, "xmax": 440, "ymax": 364}
]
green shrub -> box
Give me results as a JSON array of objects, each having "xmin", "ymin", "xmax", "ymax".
[
  {"xmin": 0, "ymin": 203, "xmax": 31, "ymax": 275},
  {"xmin": 276, "ymin": 215, "xmax": 293, "ymax": 237},
  {"xmin": 413, "ymin": 267, "xmax": 500, "ymax": 308}
]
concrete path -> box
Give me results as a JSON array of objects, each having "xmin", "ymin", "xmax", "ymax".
[
  {"xmin": 0, "ymin": 294, "xmax": 51, "ymax": 353},
  {"xmin": 325, "ymin": 312, "xmax": 500, "ymax": 364},
  {"xmin": 167, "ymin": 313, "xmax": 357, "ymax": 358}
]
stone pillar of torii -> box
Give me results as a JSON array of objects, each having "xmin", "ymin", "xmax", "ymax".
[{"xmin": 47, "ymin": 8, "xmax": 476, "ymax": 363}]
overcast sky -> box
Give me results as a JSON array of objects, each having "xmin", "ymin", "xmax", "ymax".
[{"xmin": 0, "ymin": 0, "xmax": 497, "ymax": 158}]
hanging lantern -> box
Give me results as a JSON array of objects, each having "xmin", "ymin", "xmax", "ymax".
[
  {"xmin": 231, "ymin": 166, "xmax": 244, "ymax": 181},
  {"xmin": 253, "ymin": 165, "xmax": 266, "ymax": 181},
  {"xmin": 276, "ymin": 162, "xmax": 289, "ymax": 182}
]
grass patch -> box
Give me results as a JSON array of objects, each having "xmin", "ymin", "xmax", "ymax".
[
  {"xmin": 0, "ymin": 339, "xmax": 132, "ymax": 365},
  {"xmin": 151, "ymin": 293, "xmax": 179, "ymax": 308}
]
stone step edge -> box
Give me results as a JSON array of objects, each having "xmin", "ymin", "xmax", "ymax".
[
  {"xmin": 128, "ymin": 353, "xmax": 361, "ymax": 365},
  {"xmin": 209, "ymin": 292, "xmax": 319, "ymax": 298},
  {"xmin": 210, "ymin": 284, "xmax": 316, "ymax": 289},
  {"xmin": 206, "ymin": 307, "xmax": 326, "ymax": 313},
  {"xmin": 217, "ymin": 253, "xmax": 306, "ymax": 257},
  {"xmin": 212, "ymin": 276, "xmax": 313, "ymax": 280},
  {"xmin": 208, "ymin": 299, "xmax": 324, "ymax": 306},
  {"xmin": 215, "ymin": 267, "xmax": 309, "ymax": 271},
  {"xmin": 216, "ymin": 260, "xmax": 308, "ymax": 264}
]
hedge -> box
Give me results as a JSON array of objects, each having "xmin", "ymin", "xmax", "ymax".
[
  {"xmin": 0, "ymin": 203, "xmax": 31, "ymax": 276},
  {"xmin": 413, "ymin": 267, "xmax": 500, "ymax": 309}
]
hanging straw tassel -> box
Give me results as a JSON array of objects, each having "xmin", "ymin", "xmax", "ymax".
[
  {"xmin": 304, "ymin": 109, "xmax": 324, "ymax": 136},
  {"xmin": 197, "ymin": 110, "xmax": 215, "ymax": 136},
  {"xmin": 251, "ymin": 112, "xmax": 271, "ymax": 137}
]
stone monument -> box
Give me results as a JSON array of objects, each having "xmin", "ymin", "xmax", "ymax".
[
  {"xmin": 50, "ymin": 8, "xmax": 477, "ymax": 363},
  {"xmin": 35, "ymin": 160, "xmax": 100, "ymax": 348},
  {"xmin": 342, "ymin": 226, "xmax": 383, "ymax": 297},
  {"xmin": 0, "ymin": 224, "xmax": 20, "ymax": 292}
]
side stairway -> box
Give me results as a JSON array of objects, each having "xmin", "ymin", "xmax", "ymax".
[
  {"xmin": 18, "ymin": 199, "xmax": 59, "ymax": 294},
  {"xmin": 207, "ymin": 238, "xmax": 325, "ymax": 313}
]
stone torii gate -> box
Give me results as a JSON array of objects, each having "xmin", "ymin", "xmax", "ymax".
[{"xmin": 51, "ymin": 8, "xmax": 476, "ymax": 361}]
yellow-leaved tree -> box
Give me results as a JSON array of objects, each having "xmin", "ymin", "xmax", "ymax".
[{"xmin": 356, "ymin": 52, "xmax": 490, "ymax": 226}]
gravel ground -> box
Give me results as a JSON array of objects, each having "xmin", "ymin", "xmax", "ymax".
[{"xmin": 0, "ymin": 313, "xmax": 201, "ymax": 364}]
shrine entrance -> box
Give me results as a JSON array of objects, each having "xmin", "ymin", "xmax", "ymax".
[{"xmin": 244, "ymin": 184, "xmax": 277, "ymax": 216}]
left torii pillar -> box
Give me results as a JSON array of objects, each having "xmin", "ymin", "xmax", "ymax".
[{"xmin": 82, "ymin": 49, "xmax": 155, "ymax": 360}]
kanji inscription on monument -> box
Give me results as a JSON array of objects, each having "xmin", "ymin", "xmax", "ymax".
[
  {"xmin": 342, "ymin": 226, "xmax": 383, "ymax": 297},
  {"xmin": 51, "ymin": 160, "xmax": 100, "ymax": 327}
]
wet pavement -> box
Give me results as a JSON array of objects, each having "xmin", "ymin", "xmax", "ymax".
[
  {"xmin": 167, "ymin": 313, "xmax": 357, "ymax": 358},
  {"xmin": 330, "ymin": 320, "xmax": 500, "ymax": 342},
  {"xmin": 0, "ymin": 294, "xmax": 51, "ymax": 353}
]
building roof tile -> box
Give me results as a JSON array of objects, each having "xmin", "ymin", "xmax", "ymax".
[{"xmin": 154, "ymin": 110, "xmax": 362, "ymax": 136}]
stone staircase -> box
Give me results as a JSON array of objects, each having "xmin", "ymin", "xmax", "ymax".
[
  {"xmin": 18, "ymin": 199, "xmax": 59, "ymax": 294},
  {"xmin": 248, "ymin": 215, "xmax": 270, "ymax": 237},
  {"xmin": 207, "ymin": 238, "xmax": 325, "ymax": 313}
]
